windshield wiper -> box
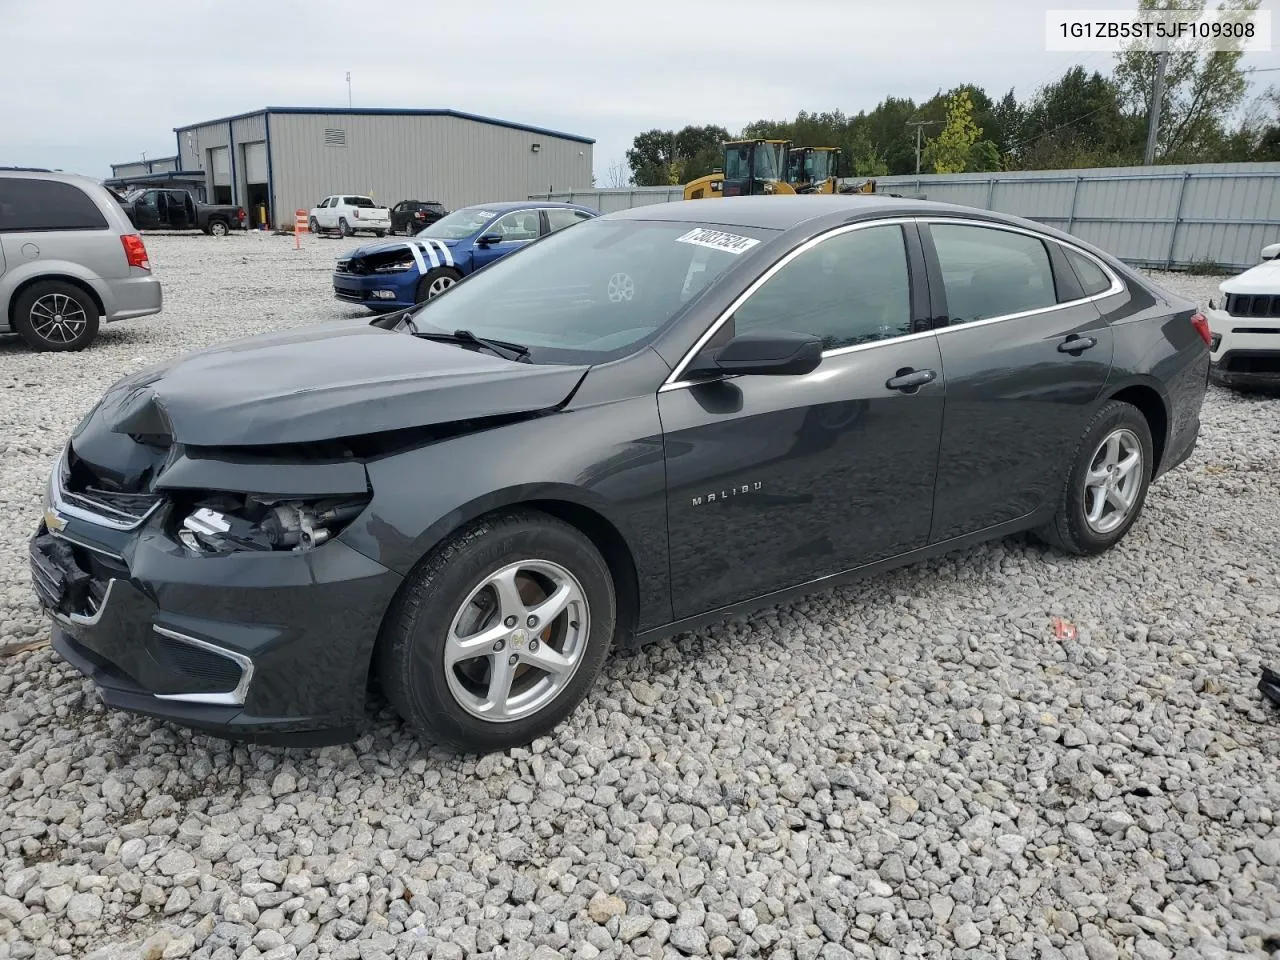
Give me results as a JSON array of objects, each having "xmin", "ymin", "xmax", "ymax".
[{"xmin": 415, "ymin": 327, "xmax": 532, "ymax": 362}]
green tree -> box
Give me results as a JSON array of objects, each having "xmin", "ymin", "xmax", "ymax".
[
  {"xmin": 1112, "ymin": 0, "xmax": 1258, "ymax": 161},
  {"xmin": 1008, "ymin": 66, "xmax": 1138, "ymax": 169},
  {"xmin": 924, "ymin": 90, "xmax": 983, "ymax": 173}
]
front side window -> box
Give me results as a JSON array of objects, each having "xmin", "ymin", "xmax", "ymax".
[
  {"xmin": 730, "ymin": 224, "xmax": 913, "ymax": 351},
  {"xmin": 406, "ymin": 219, "xmax": 775, "ymax": 364},
  {"xmin": 487, "ymin": 210, "xmax": 541, "ymax": 241},
  {"xmin": 0, "ymin": 178, "xmax": 108, "ymax": 232},
  {"xmin": 930, "ymin": 223, "xmax": 1057, "ymax": 323}
]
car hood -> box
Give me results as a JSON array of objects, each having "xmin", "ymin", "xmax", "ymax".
[
  {"xmin": 73, "ymin": 319, "xmax": 588, "ymax": 449},
  {"xmin": 1220, "ymin": 258, "xmax": 1280, "ymax": 296},
  {"xmin": 344, "ymin": 236, "xmax": 463, "ymax": 259}
]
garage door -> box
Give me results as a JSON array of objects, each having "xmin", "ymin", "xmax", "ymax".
[
  {"xmin": 210, "ymin": 147, "xmax": 230, "ymax": 186},
  {"xmin": 244, "ymin": 142, "xmax": 267, "ymax": 183}
]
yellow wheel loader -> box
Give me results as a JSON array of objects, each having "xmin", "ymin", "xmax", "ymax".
[
  {"xmin": 786, "ymin": 146, "xmax": 843, "ymax": 194},
  {"xmin": 683, "ymin": 139, "xmax": 797, "ymax": 200}
]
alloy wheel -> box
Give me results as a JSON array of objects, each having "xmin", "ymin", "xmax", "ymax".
[
  {"xmin": 28, "ymin": 293, "xmax": 88, "ymax": 345},
  {"xmin": 444, "ymin": 559, "xmax": 590, "ymax": 722},
  {"xmin": 1082, "ymin": 427, "xmax": 1143, "ymax": 535},
  {"xmin": 428, "ymin": 275, "xmax": 455, "ymax": 297}
]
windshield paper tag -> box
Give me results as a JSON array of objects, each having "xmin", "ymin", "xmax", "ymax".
[{"xmin": 675, "ymin": 227, "xmax": 760, "ymax": 255}]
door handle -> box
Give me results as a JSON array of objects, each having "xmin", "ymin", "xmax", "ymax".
[
  {"xmin": 1058, "ymin": 335, "xmax": 1098, "ymax": 354},
  {"xmin": 885, "ymin": 367, "xmax": 937, "ymax": 392}
]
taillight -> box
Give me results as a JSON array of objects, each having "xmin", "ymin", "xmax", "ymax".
[
  {"xmin": 1190, "ymin": 311, "xmax": 1212, "ymax": 346},
  {"xmin": 121, "ymin": 234, "xmax": 150, "ymax": 271},
  {"xmin": 237, "ymin": 208, "xmax": 246, "ymax": 222},
  {"xmin": 414, "ymin": 211, "xmax": 425, "ymax": 219}
]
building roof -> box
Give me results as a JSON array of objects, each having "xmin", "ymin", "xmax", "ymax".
[
  {"xmin": 110, "ymin": 155, "xmax": 181, "ymax": 175},
  {"xmin": 104, "ymin": 170, "xmax": 208, "ymax": 187},
  {"xmin": 174, "ymin": 107, "xmax": 595, "ymax": 145}
]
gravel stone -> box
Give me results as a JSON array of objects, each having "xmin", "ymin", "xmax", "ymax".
[{"xmin": 0, "ymin": 255, "xmax": 1274, "ymax": 958}]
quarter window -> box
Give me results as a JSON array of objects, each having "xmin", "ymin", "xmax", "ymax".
[
  {"xmin": 730, "ymin": 224, "xmax": 913, "ymax": 351},
  {"xmin": 0, "ymin": 178, "xmax": 108, "ymax": 232},
  {"xmin": 1063, "ymin": 247, "xmax": 1113, "ymax": 298},
  {"xmin": 930, "ymin": 223, "xmax": 1056, "ymax": 323}
]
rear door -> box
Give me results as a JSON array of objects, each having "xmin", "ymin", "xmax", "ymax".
[
  {"xmin": 543, "ymin": 207, "xmax": 594, "ymax": 235},
  {"xmin": 920, "ymin": 218, "xmax": 1115, "ymax": 542},
  {"xmin": 660, "ymin": 219, "xmax": 946, "ymax": 618}
]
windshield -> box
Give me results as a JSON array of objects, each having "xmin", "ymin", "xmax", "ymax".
[
  {"xmin": 405, "ymin": 218, "xmax": 776, "ymax": 364},
  {"xmin": 806, "ymin": 151, "xmax": 832, "ymax": 181},
  {"xmin": 417, "ymin": 207, "xmax": 501, "ymax": 240},
  {"xmin": 724, "ymin": 143, "xmax": 782, "ymax": 182}
]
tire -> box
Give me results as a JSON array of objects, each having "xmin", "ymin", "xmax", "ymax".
[
  {"xmin": 308, "ymin": 217, "xmax": 321, "ymax": 235},
  {"xmin": 12, "ymin": 280, "xmax": 100, "ymax": 352},
  {"xmin": 415, "ymin": 267, "xmax": 463, "ymax": 302},
  {"xmin": 374, "ymin": 230, "xmax": 386, "ymax": 238},
  {"xmin": 1034, "ymin": 400, "xmax": 1154, "ymax": 555},
  {"xmin": 377, "ymin": 509, "xmax": 616, "ymax": 752},
  {"xmin": 208, "ymin": 219, "xmax": 229, "ymax": 237},
  {"xmin": 339, "ymin": 217, "xmax": 353, "ymax": 237}
]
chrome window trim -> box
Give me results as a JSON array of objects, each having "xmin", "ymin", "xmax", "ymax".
[
  {"xmin": 660, "ymin": 217, "xmax": 917, "ymax": 392},
  {"xmin": 151, "ymin": 626, "xmax": 254, "ymax": 707},
  {"xmin": 49, "ymin": 447, "xmax": 163, "ymax": 532},
  {"xmin": 658, "ymin": 214, "xmax": 1127, "ymax": 394}
]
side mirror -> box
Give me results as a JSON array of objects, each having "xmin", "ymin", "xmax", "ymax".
[
  {"xmin": 477, "ymin": 233, "xmax": 503, "ymax": 246},
  {"xmin": 686, "ymin": 330, "xmax": 823, "ymax": 378}
]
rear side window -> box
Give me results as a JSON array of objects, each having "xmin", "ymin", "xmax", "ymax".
[
  {"xmin": 930, "ymin": 223, "xmax": 1056, "ymax": 323},
  {"xmin": 345, "ymin": 196, "xmax": 376, "ymax": 207},
  {"xmin": 1064, "ymin": 246, "xmax": 1114, "ymax": 297},
  {"xmin": 0, "ymin": 178, "xmax": 109, "ymax": 232},
  {"xmin": 545, "ymin": 208, "xmax": 592, "ymax": 233}
]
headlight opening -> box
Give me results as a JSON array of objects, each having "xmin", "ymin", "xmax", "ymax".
[{"xmin": 177, "ymin": 494, "xmax": 369, "ymax": 555}]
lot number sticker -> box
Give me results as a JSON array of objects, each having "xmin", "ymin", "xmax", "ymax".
[{"xmin": 675, "ymin": 227, "xmax": 761, "ymax": 255}]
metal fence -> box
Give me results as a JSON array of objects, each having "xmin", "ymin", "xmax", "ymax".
[{"xmin": 532, "ymin": 162, "xmax": 1280, "ymax": 271}]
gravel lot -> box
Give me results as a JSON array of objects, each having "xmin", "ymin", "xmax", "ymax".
[{"xmin": 1, "ymin": 233, "xmax": 1278, "ymax": 960}]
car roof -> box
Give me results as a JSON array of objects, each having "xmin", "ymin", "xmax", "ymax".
[{"xmin": 460, "ymin": 200, "xmax": 595, "ymax": 213}]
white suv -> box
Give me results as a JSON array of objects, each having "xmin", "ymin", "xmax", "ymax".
[
  {"xmin": 308, "ymin": 195, "xmax": 391, "ymax": 238},
  {"xmin": 1206, "ymin": 252, "xmax": 1280, "ymax": 390}
]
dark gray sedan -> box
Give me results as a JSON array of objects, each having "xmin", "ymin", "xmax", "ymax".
[{"xmin": 31, "ymin": 196, "xmax": 1209, "ymax": 753}]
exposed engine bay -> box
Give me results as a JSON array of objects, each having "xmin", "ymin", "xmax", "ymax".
[{"xmin": 178, "ymin": 495, "xmax": 370, "ymax": 554}]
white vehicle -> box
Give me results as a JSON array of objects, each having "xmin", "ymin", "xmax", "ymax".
[
  {"xmin": 1205, "ymin": 256, "xmax": 1280, "ymax": 390},
  {"xmin": 308, "ymin": 195, "xmax": 391, "ymax": 238},
  {"xmin": 1262, "ymin": 241, "xmax": 1280, "ymax": 261}
]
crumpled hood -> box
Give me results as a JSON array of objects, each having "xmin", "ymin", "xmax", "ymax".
[
  {"xmin": 74, "ymin": 320, "xmax": 588, "ymax": 449},
  {"xmin": 345, "ymin": 236, "xmax": 462, "ymax": 260}
]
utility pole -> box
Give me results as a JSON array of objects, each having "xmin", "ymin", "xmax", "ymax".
[
  {"xmin": 346, "ymin": 71, "xmax": 352, "ymax": 108},
  {"xmin": 1144, "ymin": 45, "xmax": 1169, "ymax": 165},
  {"xmin": 906, "ymin": 120, "xmax": 941, "ymax": 174}
]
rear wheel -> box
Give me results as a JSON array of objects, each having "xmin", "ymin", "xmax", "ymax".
[
  {"xmin": 416, "ymin": 267, "xmax": 462, "ymax": 302},
  {"xmin": 1035, "ymin": 400, "xmax": 1154, "ymax": 555},
  {"xmin": 208, "ymin": 219, "xmax": 229, "ymax": 237},
  {"xmin": 13, "ymin": 281, "xmax": 100, "ymax": 352},
  {"xmin": 377, "ymin": 509, "xmax": 616, "ymax": 752},
  {"xmin": 339, "ymin": 217, "xmax": 353, "ymax": 237}
]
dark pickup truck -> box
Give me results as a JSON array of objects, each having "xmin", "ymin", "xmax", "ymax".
[{"xmin": 115, "ymin": 188, "xmax": 246, "ymax": 236}]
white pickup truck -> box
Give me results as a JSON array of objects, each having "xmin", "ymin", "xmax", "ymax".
[{"xmin": 308, "ymin": 195, "xmax": 391, "ymax": 237}]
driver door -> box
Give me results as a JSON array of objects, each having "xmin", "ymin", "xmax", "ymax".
[
  {"xmin": 133, "ymin": 190, "xmax": 161, "ymax": 229},
  {"xmin": 472, "ymin": 210, "xmax": 543, "ymax": 270},
  {"xmin": 659, "ymin": 221, "xmax": 945, "ymax": 619}
]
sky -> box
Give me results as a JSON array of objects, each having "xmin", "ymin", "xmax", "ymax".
[{"xmin": 2, "ymin": 0, "xmax": 1277, "ymax": 183}]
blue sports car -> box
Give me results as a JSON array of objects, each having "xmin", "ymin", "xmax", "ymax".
[{"xmin": 332, "ymin": 200, "xmax": 599, "ymax": 311}]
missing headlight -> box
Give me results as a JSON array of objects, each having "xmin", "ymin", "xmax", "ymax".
[{"xmin": 178, "ymin": 494, "xmax": 369, "ymax": 555}]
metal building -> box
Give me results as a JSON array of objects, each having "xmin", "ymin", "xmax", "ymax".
[
  {"xmin": 105, "ymin": 156, "xmax": 209, "ymax": 200},
  {"xmin": 166, "ymin": 107, "xmax": 594, "ymax": 229}
]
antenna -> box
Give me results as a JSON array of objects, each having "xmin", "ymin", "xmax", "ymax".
[{"xmin": 346, "ymin": 71, "xmax": 352, "ymax": 108}]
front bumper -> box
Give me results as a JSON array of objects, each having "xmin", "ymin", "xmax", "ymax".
[
  {"xmin": 333, "ymin": 271, "xmax": 416, "ymax": 311},
  {"xmin": 32, "ymin": 492, "xmax": 403, "ymax": 745},
  {"xmin": 1206, "ymin": 307, "xmax": 1280, "ymax": 389}
]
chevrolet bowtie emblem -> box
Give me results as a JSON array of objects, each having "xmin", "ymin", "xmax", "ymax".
[{"xmin": 44, "ymin": 508, "xmax": 68, "ymax": 533}]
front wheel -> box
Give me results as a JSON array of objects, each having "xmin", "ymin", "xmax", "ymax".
[
  {"xmin": 416, "ymin": 267, "xmax": 462, "ymax": 302},
  {"xmin": 308, "ymin": 217, "xmax": 321, "ymax": 235},
  {"xmin": 377, "ymin": 510, "xmax": 616, "ymax": 752},
  {"xmin": 1035, "ymin": 400, "xmax": 1154, "ymax": 555},
  {"xmin": 208, "ymin": 220, "xmax": 229, "ymax": 237},
  {"xmin": 374, "ymin": 230, "xmax": 386, "ymax": 238}
]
